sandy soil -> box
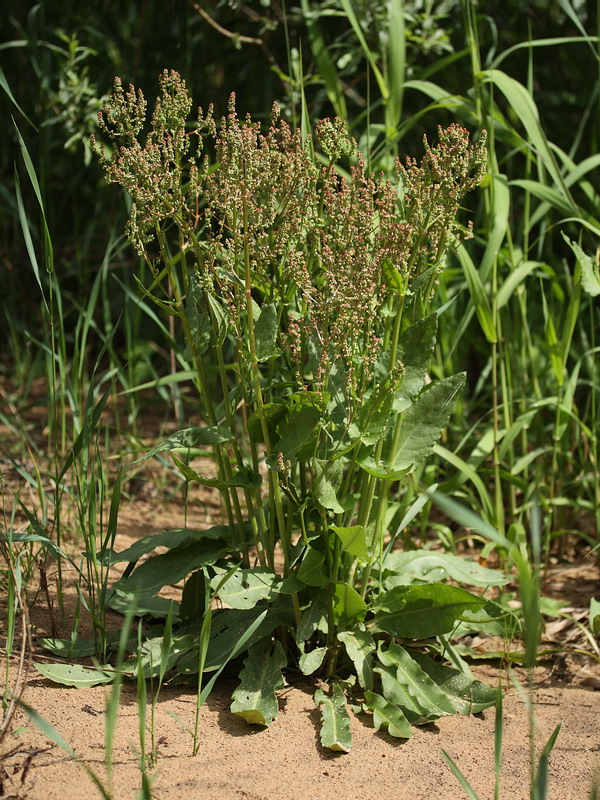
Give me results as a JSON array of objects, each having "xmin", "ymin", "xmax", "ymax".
[
  {"xmin": 1, "ymin": 667, "xmax": 599, "ymax": 800},
  {"xmin": 2, "ymin": 498, "xmax": 600, "ymax": 800}
]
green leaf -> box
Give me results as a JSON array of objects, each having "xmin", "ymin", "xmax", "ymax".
[
  {"xmin": 396, "ymin": 313, "xmax": 438, "ymax": 400},
  {"xmin": 295, "ymin": 586, "xmax": 334, "ymax": 644},
  {"xmin": 34, "ymin": 663, "xmax": 115, "ymax": 688},
  {"xmin": 108, "ymin": 593, "xmax": 180, "ymax": 620},
  {"xmin": 197, "ymin": 605, "xmax": 294, "ymax": 674},
  {"xmin": 180, "ymin": 570, "xmax": 207, "ymax": 623},
  {"xmin": 172, "ymin": 455, "xmax": 261, "ymax": 489},
  {"xmin": 314, "ymin": 684, "xmax": 353, "ymax": 753},
  {"xmin": 247, "ymin": 401, "xmax": 287, "ymax": 445},
  {"xmin": 590, "ymin": 597, "xmax": 600, "ymax": 636},
  {"xmin": 563, "ymin": 235, "xmax": 600, "ymax": 297},
  {"xmin": 314, "ymin": 459, "xmax": 345, "ymax": 514},
  {"xmin": 37, "ymin": 638, "xmax": 99, "ymax": 659},
  {"xmin": 106, "ymin": 525, "xmax": 231, "ymax": 564},
  {"xmin": 441, "ymin": 750, "xmax": 481, "ymax": 800},
  {"xmin": 390, "ymin": 374, "xmax": 465, "ymax": 472},
  {"xmin": 339, "ymin": 0, "xmax": 387, "ymax": 99},
  {"xmin": 533, "ymin": 724, "xmax": 562, "ymax": 800},
  {"xmin": 481, "ymin": 69, "xmax": 575, "ymax": 207},
  {"xmin": 133, "ymin": 634, "xmax": 196, "ymax": 679},
  {"xmin": 131, "ymin": 426, "xmax": 235, "ymax": 465},
  {"xmin": 334, "ymin": 582, "xmax": 367, "ymax": 622},
  {"xmin": 377, "ymin": 642, "xmax": 457, "ymax": 718},
  {"xmin": 409, "ymin": 651, "xmax": 496, "ymax": 714},
  {"xmin": 330, "ymin": 525, "xmax": 370, "ymax": 562},
  {"xmin": 299, "ymin": 647, "xmax": 327, "ymax": 676},
  {"xmin": 456, "ymin": 245, "xmax": 497, "ymax": 343},
  {"xmin": 374, "ymin": 584, "xmax": 486, "ymax": 638},
  {"xmin": 357, "ymin": 390, "xmax": 395, "ymax": 445},
  {"xmin": 479, "ymin": 173, "xmax": 510, "ymax": 283},
  {"xmin": 254, "ymin": 303, "xmax": 279, "ymax": 361},
  {"xmin": 211, "ymin": 567, "xmax": 281, "ymax": 610},
  {"xmin": 451, "ymin": 598, "xmax": 520, "ymax": 638},
  {"xmin": 382, "ymin": 550, "xmax": 507, "ymax": 588},
  {"xmin": 231, "ymin": 640, "xmax": 286, "ymax": 726},
  {"xmin": 364, "ymin": 691, "xmax": 413, "ymax": 739},
  {"xmin": 297, "ymin": 545, "xmax": 330, "ymax": 587},
  {"xmin": 207, "ymin": 292, "xmax": 228, "ymax": 345},
  {"xmin": 510, "ymin": 179, "xmax": 573, "ymax": 217},
  {"xmin": 496, "ymin": 260, "xmax": 546, "ymax": 309},
  {"xmin": 112, "ymin": 538, "xmax": 229, "ymax": 596},
  {"xmin": 185, "ymin": 274, "xmax": 211, "ymax": 355},
  {"xmin": 272, "ymin": 405, "xmax": 322, "ymax": 463},
  {"xmin": 338, "ymin": 630, "xmax": 375, "ymax": 690}
]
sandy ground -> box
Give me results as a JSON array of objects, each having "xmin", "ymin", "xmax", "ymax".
[
  {"xmin": 1, "ymin": 668, "xmax": 599, "ymax": 800},
  {"xmin": 2, "ymin": 500, "xmax": 600, "ymax": 800}
]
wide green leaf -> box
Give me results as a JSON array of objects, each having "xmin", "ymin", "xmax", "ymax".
[
  {"xmin": 410, "ymin": 651, "xmax": 496, "ymax": 714},
  {"xmin": 200, "ymin": 605, "xmax": 294, "ymax": 673},
  {"xmin": 131, "ymin": 425, "xmax": 235, "ymax": 465},
  {"xmin": 338, "ymin": 630, "xmax": 375, "ymax": 690},
  {"xmin": 107, "ymin": 525, "xmax": 232, "ymax": 564},
  {"xmin": 374, "ymin": 584, "xmax": 486, "ymax": 638},
  {"xmin": 377, "ymin": 642, "xmax": 456, "ymax": 718},
  {"xmin": 564, "ymin": 235, "xmax": 600, "ymax": 297},
  {"xmin": 109, "ymin": 593, "xmax": 180, "ymax": 620},
  {"xmin": 299, "ymin": 646, "xmax": 327, "ymax": 675},
  {"xmin": 390, "ymin": 374, "xmax": 466, "ymax": 472},
  {"xmin": 330, "ymin": 525, "xmax": 370, "ymax": 562},
  {"xmin": 314, "ymin": 684, "xmax": 353, "ymax": 753},
  {"xmin": 364, "ymin": 691, "xmax": 413, "ymax": 739},
  {"xmin": 297, "ymin": 545, "xmax": 330, "ymax": 587},
  {"xmin": 313, "ymin": 459, "xmax": 345, "ymax": 514},
  {"xmin": 211, "ymin": 567, "xmax": 281, "ymax": 609},
  {"xmin": 334, "ymin": 582, "xmax": 367, "ymax": 622},
  {"xmin": 112, "ymin": 538, "xmax": 229, "ymax": 596},
  {"xmin": 231, "ymin": 640, "xmax": 286, "ymax": 726},
  {"xmin": 270, "ymin": 404, "xmax": 321, "ymax": 463},
  {"xmin": 395, "ymin": 313, "xmax": 438, "ymax": 401},
  {"xmin": 37, "ymin": 637, "xmax": 99, "ymax": 659},
  {"xmin": 382, "ymin": 550, "xmax": 507, "ymax": 588},
  {"xmin": 254, "ymin": 303, "xmax": 279, "ymax": 361},
  {"xmin": 34, "ymin": 663, "xmax": 115, "ymax": 688},
  {"xmin": 133, "ymin": 633, "xmax": 195, "ymax": 678},
  {"xmin": 295, "ymin": 586, "xmax": 334, "ymax": 645}
]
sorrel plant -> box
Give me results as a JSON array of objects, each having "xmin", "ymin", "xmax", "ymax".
[{"xmin": 38, "ymin": 69, "xmax": 508, "ymax": 748}]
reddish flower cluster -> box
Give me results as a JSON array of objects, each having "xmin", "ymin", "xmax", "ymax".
[{"xmin": 93, "ymin": 72, "xmax": 486, "ymax": 398}]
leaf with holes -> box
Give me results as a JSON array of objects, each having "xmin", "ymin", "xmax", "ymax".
[
  {"xmin": 374, "ymin": 584, "xmax": 486, "ymax": 638},
  {"xmin": 314, "ymin": 684, "xmax": 353, "ymax": 753},
  {"xmin": 231, "ymin": 640, "xmax": 286, "ymax": 726},
  {"xmin": 34, "ymin": 663, "xmax": 116, "ymax": 688},
  {"xmin": 382, "ymin": 550, "xmax": 507, "ymax": 589},
  {"xmin": 211, "ymin": 568, "xmax": 281, "ymax": 610}
]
